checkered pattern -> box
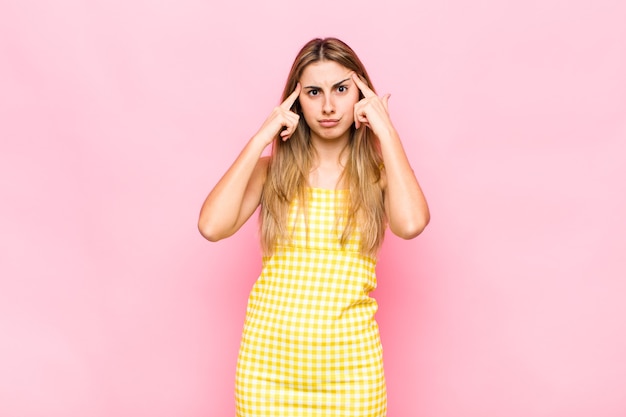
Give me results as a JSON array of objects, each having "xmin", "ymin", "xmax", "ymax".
[{"xmin": 235, "ymin": 188, "xmax": 387, "ymax": 417}]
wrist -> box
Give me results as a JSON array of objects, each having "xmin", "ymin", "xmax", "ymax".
[
  {"xmin": 250, "ymin": 132, "xmax": 274, "ymax": 149},
  {"xmin": 374, "ymin": 124, "xmax": 398, "ymax": 143}
]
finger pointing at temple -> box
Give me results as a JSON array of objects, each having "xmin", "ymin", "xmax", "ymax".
[
  {"xmin": 280, "ymin": 83, "xmax": 302, "ymax": 110},
  {"xmin": 351, "ymin": 73, "xmax": 376, "ymax": 98}
]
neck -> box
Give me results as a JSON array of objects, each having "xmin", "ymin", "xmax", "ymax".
[
  {"xmin": 309, "ymin": 131, "xmax": 351, "ymax": 165},
  {"xmin": 308, "ymin": 133, "xmax": 351, "ymax": 189}
]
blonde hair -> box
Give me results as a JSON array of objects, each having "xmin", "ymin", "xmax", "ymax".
[{"xmin": 260, "ymin": 37, "xmax": 386, "ymax": 256}]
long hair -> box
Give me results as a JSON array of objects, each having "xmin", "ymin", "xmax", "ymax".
[{"xmin": 260, "ymin": 37, "xmax": 386, "ymax": 256}]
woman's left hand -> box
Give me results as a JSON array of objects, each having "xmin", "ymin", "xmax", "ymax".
[{"xmin": 351, "ymin": 72, "xmax": 393, "ymax": 137}]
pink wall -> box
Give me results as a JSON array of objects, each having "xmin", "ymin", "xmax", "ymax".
[{"xmin": 1, "ymin": 0, "xmax": 625, "ymax": 416}]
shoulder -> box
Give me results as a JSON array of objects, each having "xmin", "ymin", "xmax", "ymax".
[
  {"xmin": 253, "ymin": 156, "xmax": 271, "ymax": 179},
  {"xmin": 379, "ymin": 164, "xmax": 388, "ymax": 192},
  {"xmin": 254, "ymin": 156, "xmax": 271, "ymax": 179},
  {"xmin": 244, "ymin": 156, "xmax": 271, "ymax": 197},
  {"xmin": 250, "ymin": 156, "xmax": 271, "ymax": 195},
  {"xmin": 257, "ymin": 155, "xmax": 271, "ymax": 171}
]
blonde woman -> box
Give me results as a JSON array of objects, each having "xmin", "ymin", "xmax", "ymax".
[{"xmin": 199, "ymin": 37, "xmax": 429, "ymax": 417}]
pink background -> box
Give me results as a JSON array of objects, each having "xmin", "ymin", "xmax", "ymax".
[{"xmin": 1, "ymin": 0, "xmax": 625, "ymax": 416}]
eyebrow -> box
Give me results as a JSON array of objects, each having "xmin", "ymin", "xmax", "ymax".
[{"xmin": 303, "ymin": 77, "xmax": 351, "ymax": 90}]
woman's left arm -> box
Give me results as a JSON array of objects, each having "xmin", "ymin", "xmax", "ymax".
[{"xmin": 352, "ymin": 73, "xmax": 430, "ymax": 239}]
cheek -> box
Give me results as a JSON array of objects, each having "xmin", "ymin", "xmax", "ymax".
[
  {"xmin": 299, "ymin": 100, "xmax": 314, "ymax": 118},
  {"xmin": 344, "ymin": 105, "xmax": 355, "ymax": 122},
  {"xmin": 300, "ymin": 99, "xmax": 311, "ymax": 117},
  {"xmin": 343, "ymin": 97, "xmax": 359, "ymax": 118},
  {"xmin": 347, "ymin": 91, "xmax": 359, "ymax": 110},
  {"xmin": 299, "ymin": 102, "xmax": 320, "ymax": 128}
]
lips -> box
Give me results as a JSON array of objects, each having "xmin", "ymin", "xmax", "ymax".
[{"xmin": 319, "ymin": 119, "xmax": 340, "ymax": 128}]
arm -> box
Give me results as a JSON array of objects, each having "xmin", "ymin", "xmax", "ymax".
[
  {"xmin": 198, "ymin": 84, "xmax": 302, "ymax": 241},
  {"xmin": 379, "ymin": 127, "xmax": 430, "ymax": 239},
  {"xmin": 197, "ymin": 140, "xmax": 269, "ymax": 242},
  {"xmin": 352, "ymin": 73, "xmax": 430, "ymax": 239}
]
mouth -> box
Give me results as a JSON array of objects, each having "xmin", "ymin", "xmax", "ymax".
[{"xmin": 319, "ymin": 119, "xmax": 340, "ymax": 128}]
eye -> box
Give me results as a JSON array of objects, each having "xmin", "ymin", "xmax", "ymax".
[
  {"xmin": 307, "ymin": 89, "xmax": 319, "ymax": 96},
  {"xmin": 337, "ymin": 85, "xmax": 348, "ymax": 93}
]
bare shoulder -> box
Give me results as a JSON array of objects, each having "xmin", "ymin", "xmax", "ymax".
[
  {"xmin": 379, "ymin": 164, "xmax": 388, "ymax": 192},
  {"xmin": 235, "ymin": 156, "xmax": 271, "ymax": 227},
  {"xmin": 254, "ymin": 156, "xmax": 271, "ymax": 182},
  {"xmin": 257, "ymin": 155, "xmax": 271, "ymax": 170},
  {"xmin": 247, "ymin": 156, "xmax": 271, "ymax": 195}
]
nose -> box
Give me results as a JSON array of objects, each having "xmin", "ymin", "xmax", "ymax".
[{"xmin": 322, "ymin": 95, "xmax": 335, "ymax": 114}]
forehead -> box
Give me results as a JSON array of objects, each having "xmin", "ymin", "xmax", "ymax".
[{"xmin": 300, "ymin": 60, "xmax": 351, "ymax": 85}]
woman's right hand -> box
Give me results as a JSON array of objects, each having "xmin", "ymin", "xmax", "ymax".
[{"xmin": 254, "ymin": 83, "xmax": 302, "ymax": 146}]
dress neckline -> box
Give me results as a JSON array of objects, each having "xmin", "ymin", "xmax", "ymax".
[{"xmin": 307, "ymin": 186, "xmax": 348, "ymax": 192}]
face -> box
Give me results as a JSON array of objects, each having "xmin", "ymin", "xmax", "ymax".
[{"xmin": 298, "ymin": 60, "xmax": 360, "ymax": 144}]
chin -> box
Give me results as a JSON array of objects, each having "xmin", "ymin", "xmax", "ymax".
[{"xmin": 321, "ymin": 132, "xmax": 349, "ymax": 141}]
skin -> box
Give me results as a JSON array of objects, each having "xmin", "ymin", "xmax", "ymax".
[
  {"xmin": 299, "ymin": 61, "xmax": 359, "ymax": 145},
  {"xmin": 349, "ymin": 71, "xmax": 430, "ymax": 239},
  {"xmin": 298, "ymin": 61, "xmax": 359, "ymax": 189},
  {"xmin": 198, "ymin": 60, "xmax": 429, "ymax": 242}
]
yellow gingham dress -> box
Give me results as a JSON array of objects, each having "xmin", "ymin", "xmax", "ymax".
[{"xmin": 235, "ymin": 187, "xmax": 387, "ymax": 417}]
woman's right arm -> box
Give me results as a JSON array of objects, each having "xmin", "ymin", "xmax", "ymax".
[
  {"xmin": 198, "ymin": 84, "xmax": 301, "ymax": 242},
  {"xmin": 197, "ymin": 138, "xmax": 269, "ymax": 242}
]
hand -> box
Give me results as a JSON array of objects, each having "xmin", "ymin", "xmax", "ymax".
[
  {"xmin": 254, "ymin": 83, "xmax": 302, "ymax": 145},
  {"xmin": 351, "ymin": 73, "xmax": 392, "ymax": 136}
]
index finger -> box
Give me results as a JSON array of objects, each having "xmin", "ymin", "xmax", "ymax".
[
  {"xmin": 351, "ymin": 72, "xmax": 376, "ymax": 98},
  {"xmin": 280, "ymin": 83, "xmax": 301, "ymax": 110}
]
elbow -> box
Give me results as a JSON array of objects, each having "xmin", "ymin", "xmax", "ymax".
[
  {"xmin": 198, "ymin": 218, "xmax": 228, "ymax": 242},
  {"xmin": 391, "ymin": 212, "xmax": 430, "ymax": 240}
]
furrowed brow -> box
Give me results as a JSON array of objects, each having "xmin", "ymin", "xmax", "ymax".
[
  {"xmin": 332, "ymin": 78, "xmax": 351, "ymax": 88},
  {"xmin": 303, "ymin": 78, "xmax": 351, "ymax": 90}
]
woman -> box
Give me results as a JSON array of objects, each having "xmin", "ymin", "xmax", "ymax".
[{"xmin": 199, "ymin": 37, "xmax": 429, "ymax": 417}]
